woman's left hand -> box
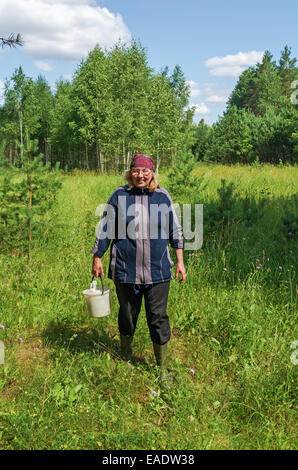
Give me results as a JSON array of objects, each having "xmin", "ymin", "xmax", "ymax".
[{"xmin": 175, "ymin": 262, "xmax": 186, "ymax": 284}]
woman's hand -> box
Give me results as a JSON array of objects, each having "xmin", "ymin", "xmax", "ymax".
[
  {"xmin": 174, "ymin": 248, "xmax": 186, "ymax": 284},
  {"xmin": 92, "ymin": 254, "xmax": 104, "ymax": 277},
  {"xmin": 175, "ymin": 262, "xmax": 186, "ymax": 284}
]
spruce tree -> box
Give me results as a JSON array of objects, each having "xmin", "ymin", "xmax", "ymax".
[
  {"xmin": 0, "ymin": 134, "xmax": 62, "ymax": 263},
  {"xmin": 278, "ymin": 45, "xmax": 298, "ymax": 99}
]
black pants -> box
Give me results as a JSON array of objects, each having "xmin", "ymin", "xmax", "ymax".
[{"xmin": 115, "ymin": 282, "xmax": 171, "ymax": 345}]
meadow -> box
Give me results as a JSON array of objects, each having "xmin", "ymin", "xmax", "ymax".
[{"xmin": 0, "ymin": 163, "xmax": 297, "ymax": 450}]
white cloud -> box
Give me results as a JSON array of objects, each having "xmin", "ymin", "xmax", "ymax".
[
  {"xmin": 187, "ymin": 80, "xmax": 201, "ymax": 98},
  {"xmin": 190, "ymin": 102, "xmax": 210, "ymax": 116},
  {"xmin": 0, "ymin": 0, "xmax": 132, "ymax": 61},
  {"xmin": 208, "ymin": 66, "xmax": 245, "ymax": 77},
  {"xmin": 205, "ymin": 94, "xmax": 229, "ymax": 103},
  {"xmin": 34, "ymin": 61, "xmax": 54, "ymax": 71},
  {"xmin": 187, "ymin": 81, "xmax": 231, "ymax": 105},
  {"xmin": 63, "ymin": 74, "xmax": 73, "ymax": 81},
  {"xmin": 205, "ymin": 51, "xmax": 264, "ymax": 77},
  {"xmin": 42, "ymin": 1, "xmax": 97, "ymax": 4}
]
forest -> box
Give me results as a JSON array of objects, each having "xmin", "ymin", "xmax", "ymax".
[
  {"xmin": 0, "ymin": 41, "xmax": 297, "ymax": 171},
  {"xmin": 0, "ymin": 37, "xmax": 297, "ymax": 451}
]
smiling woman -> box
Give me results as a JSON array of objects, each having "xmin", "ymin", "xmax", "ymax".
[{"xmin": 92, "ymin": 153, "xmax": 186, "ymax": 386}]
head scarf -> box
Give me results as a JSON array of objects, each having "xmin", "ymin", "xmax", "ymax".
[{"xmin": 130, "ymin": 154, "xmax": 155, "ymax": 172}]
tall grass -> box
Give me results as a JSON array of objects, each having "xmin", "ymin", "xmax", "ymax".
[{"xmin": 0, "ymin": 164, "xmax": 297, "ymax": 450}]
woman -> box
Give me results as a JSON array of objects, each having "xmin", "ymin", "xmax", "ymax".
[{"xmin": 91, "ymin": 154, "xmax": 186, "ymax": 384}]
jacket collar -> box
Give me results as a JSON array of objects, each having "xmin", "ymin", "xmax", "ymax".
[{"xmin": 130, "ymin": 185, "xmax": 149, "ymax": 195}]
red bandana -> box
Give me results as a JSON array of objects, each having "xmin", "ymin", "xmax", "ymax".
[{"xmin": 130, "ymin": 154, "xmax": 155, "ymax": 171}]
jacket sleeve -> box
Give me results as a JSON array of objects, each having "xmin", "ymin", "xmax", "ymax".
[
  {"xmin": 167, "ymin": 192, "xmax": 184, "ymax": 249},
  {"xmin": 91, "ymin": 191, "xmax": 117, "ymax": 258}
]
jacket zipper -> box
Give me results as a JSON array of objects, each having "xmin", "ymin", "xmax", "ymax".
[{"xmin": 141, "ymin": 189, "xmax": 145, "ymax": 284}]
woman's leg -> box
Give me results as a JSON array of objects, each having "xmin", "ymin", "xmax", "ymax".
[
  {"xmin": 143, "ymin": 281, "xmax": 171, "ymax": 345},
  {"xmin": 115, "ymin": 282, "xmax": 143, "ymax": 362},
  {"xmin": 144, "ymin": 282, "xmax": 172, "ymax": 385},
  {"xmin": 115, "ymin": 282, "xmax": 143, "ymax": 337}
]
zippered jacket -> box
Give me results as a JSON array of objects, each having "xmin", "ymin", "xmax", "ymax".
[{"xmin": 92, "ymin": 184, "xmax": 183, "ymax": 284}]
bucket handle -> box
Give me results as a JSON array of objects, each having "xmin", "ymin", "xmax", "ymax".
[{"xmin": 92, "ymin": 274, "xmax": 104, "ymax": 295}]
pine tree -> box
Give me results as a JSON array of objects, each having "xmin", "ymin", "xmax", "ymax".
[
  {"xmin": 254, "ymin": 51, "xmax": 283, "ymax": 115},
  {"xmin": 0, "ymin": 134, "xmax": 62, "ymax": 263},
  {"xmin": 166, "ymin": 148, "xmax": 206, "ymax": 202},
  {"xmin": 228, "ymin": 66, "xmax": 257, "ymax": 110},
  {"xmin": 278, "ymin": 45, "xmax": 298, "ymax": 99},
  {"xmin": 0, "ymin": 33, "xmax": 23, "ymax": 48}
]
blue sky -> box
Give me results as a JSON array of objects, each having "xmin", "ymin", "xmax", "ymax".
[{"xmin": 0, "ymin": 0, "xmax": 297, "ymax": 124}]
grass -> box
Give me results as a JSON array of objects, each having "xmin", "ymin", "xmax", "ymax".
[{"xmin": 0, "ymin": 163, "xmax": 297, "ymax": 450}]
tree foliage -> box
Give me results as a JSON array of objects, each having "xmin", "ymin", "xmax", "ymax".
[
  {"xmin": 197, "ymin": 45, "xmax": 298, "ymax": 164},
  {"xmin": 0, "ymin": 135, "xmax": 61, "ymax": 261},
  {"xmin": 0, "ymin": 42, "xmax": 297, "ymax": 167},
  {"xmin": 0, "ymin": 33, "xmax": 23, "ymax": 48},
  {"xmin": 0, "ymin": 41, "xmax": 192, "ymax": 171}
]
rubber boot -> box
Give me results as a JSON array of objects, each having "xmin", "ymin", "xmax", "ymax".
[
  {"xmin": 120, "ymin": 334, "xmax": 134, "ymax": 368},
  {"xmin": 153, "ymin": 342, "xmax": 172, "ymax": 387}
]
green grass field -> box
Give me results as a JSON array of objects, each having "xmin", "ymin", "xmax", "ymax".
[{"xmin": 0, "ymin": 163, "xmax": 297, "ymax": 450}]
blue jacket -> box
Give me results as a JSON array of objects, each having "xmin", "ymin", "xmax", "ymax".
[{"xmin": 92, "ymin": 184, "xmax": 183, "ymax": 284}]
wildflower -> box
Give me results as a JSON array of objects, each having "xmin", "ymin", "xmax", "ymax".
[
  {"xmin": 242, "ymin": 237, "xmax": 246, "ymax": 240},
  {"xmin": 278, "ymin": 266, "xmax": 282, "ymax": 270},
  {"xmin": 0, "ymin": 325, "xmax": 4, "ymax": 330},
  {"xmin": 256, "ymin": 266, "xmax": 261, "ymax": 270},
  {"xmin": 189, "ymin": 369, "xmax": 195, "ymax": 376},
  {"xmin": 288, "ymin": 232, "xmax": 292, "ymax": 236},
  {"xmin": 223, "ymin": 267, "xmax": 227, "ymax": 271},
  {"xmin": 19, "ymin": 337, "xmax": 23, "ymax": 343},
  {"xmin": 151, "ymin": 390, "xmax": 158, "ymax": 397},
  {"xmin": 252, "ymin": 286, "xmax": 256, "ymax": 288}
]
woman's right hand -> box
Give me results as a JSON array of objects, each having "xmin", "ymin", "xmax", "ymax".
[{"xmin": 92, "ymin": 255, "xmax": 104, "ymax": 277}]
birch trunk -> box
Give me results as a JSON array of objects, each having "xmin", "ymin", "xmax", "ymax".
[
  {"xmin": 85, "ymin": 140, "xmax": 89, "ymax": 170},
  {"xmin": 100, "ymin": 150, "xmax": 104, "ymax": 173},
  {"xmin": 19, "ymin": 109, "xmax": 23, "ymax": 167},
  {"xmin": 96, "ymin": 144, "xmax": 100, "ymax": 172}
]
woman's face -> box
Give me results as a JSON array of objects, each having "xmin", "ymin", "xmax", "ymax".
[{"xmin": 130, "ymin": 167, "xmax": 152, "ymax": 188}]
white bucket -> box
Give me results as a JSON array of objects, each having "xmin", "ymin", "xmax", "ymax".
[{"xmin": 83, "ymin": 276, "xmax": 110, "ymax": 318}]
